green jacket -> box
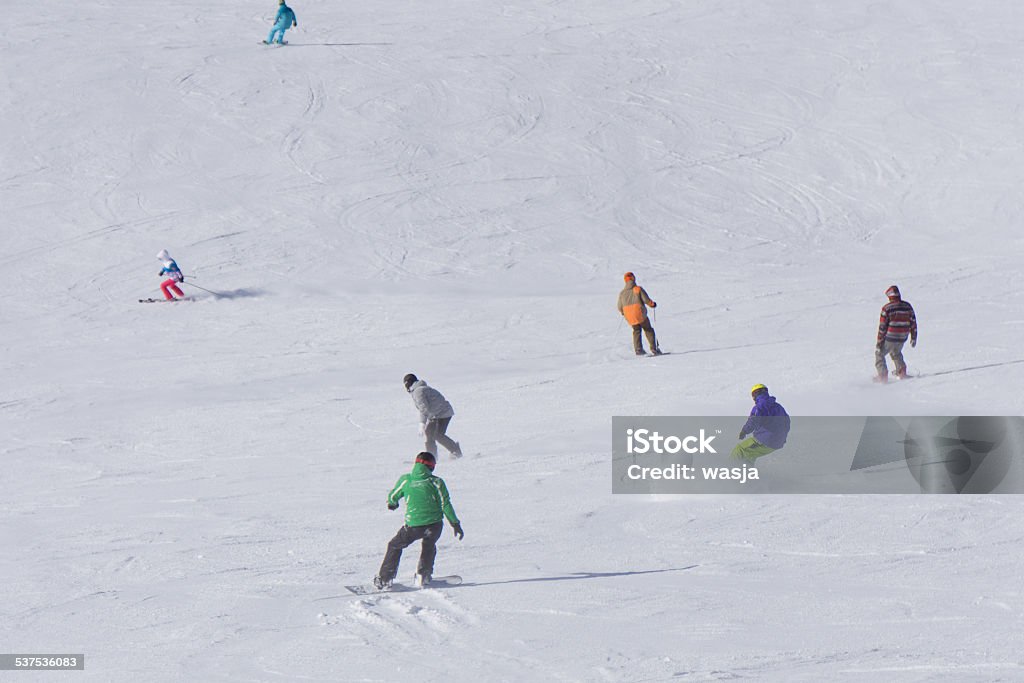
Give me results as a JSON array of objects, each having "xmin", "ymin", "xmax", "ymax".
[{"xmin": 387, "ymin": 463, "xmax": 460, "ymax": 528}]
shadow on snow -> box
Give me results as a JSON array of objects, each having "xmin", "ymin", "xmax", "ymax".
[
  {"xmin": 284, "ymin": 42, "xmax": 394, "ymax": 47},
  {"xmin": 920, "ymin": 358, "xmax": 1024, "ymax": 378},
  {"xmin": 184, "ymin": 286, "xmax": 266, "ymax": 300},
  {"xmin": 458, "ymin": 564, "xmax": 700, "ymax": 589}
]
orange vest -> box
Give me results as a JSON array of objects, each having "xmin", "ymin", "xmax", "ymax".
[{"xmin": 619, "ymin": 285, "xmax": 649, "ymax": 325}]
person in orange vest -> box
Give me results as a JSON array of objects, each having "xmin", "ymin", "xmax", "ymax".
[{"xmin": 617, "ymin": 272, "xmax": 662, "ymax": 356}]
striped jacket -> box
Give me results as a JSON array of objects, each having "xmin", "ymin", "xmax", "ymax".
[
  {"xmin": 877, "ymin": 299, "xmax": 917, "ymax": 344},
  {"xmin": 617, "ymin": 283, "xmax": 655, "ymax": 325}
]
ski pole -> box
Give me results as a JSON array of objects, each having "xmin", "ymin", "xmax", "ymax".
[{"xmin": 184, "ymin": 282, "xmax": 223, "ymax": 296}]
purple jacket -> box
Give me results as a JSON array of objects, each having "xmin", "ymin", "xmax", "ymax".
[{"xmin": 741, "ymin": 394, "xmax": 790, "ymax": 449}]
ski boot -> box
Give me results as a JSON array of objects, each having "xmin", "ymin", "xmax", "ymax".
[
  {"xmin": 373, "ymin": 575, "xmax": 392, "ymax": 590},
  {"xmin": 451, "ymin": 442, "xmax": 463, "ymax": 459},
  {"xmin": 414, "ymin": 573, "xmax": 431, "ymax": 587}
]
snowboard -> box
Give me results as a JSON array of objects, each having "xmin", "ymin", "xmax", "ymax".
[
  {"xmin": 344, "ymin": 575, "xmax": 462, "ymax": 596},
  {"xmin": 139, "ymin": 297, "xmax": 193, "ymax": 303},
  {"xmin": 872, "ymin": 374, "xmax": 913, "ymax": 384}
]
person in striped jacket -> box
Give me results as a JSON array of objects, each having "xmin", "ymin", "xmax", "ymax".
[{"xmin": 875, "ymin": 285, "xmax": 918, "ymax": 382}]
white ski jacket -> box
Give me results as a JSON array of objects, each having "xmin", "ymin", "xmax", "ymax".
[{"xmin": 409, "ymin": 380, "xmax": 454, "ymax": 424}]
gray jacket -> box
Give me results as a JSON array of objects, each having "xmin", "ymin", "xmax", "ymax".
[{"xmin": 409, "ymin": 380, "xmax": 454, "ymax": 423}]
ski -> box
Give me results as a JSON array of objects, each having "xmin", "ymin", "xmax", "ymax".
[
  {"xmin": 261, "ymin": 40, "xmax": 288, "ymax": 45},
  {"xmin": 343, "ymin": 575, "xmax": 463, "ymax": 596},
  {"xmin": 139, "ymin": 297, "xmax": 193, "ymax": 303}
]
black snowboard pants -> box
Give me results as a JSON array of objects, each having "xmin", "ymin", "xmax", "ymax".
[{"xmin": 378, "ymin": 521, "xmax": 444, "ymax": 583}]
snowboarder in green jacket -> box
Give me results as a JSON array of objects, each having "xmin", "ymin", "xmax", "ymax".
[{"xmin": 374, "ymin": 452, "xmax": 463, "ymax": 589}]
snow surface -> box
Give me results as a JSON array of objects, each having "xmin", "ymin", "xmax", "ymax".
[{"xmin": 3, "ymin": 0, "xmax": 1024, "ymax": 680}]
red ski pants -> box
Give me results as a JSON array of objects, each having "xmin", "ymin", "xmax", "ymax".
[{"xmin": 161, "ymin": 279, "xmax": 184, "ymax": 300}]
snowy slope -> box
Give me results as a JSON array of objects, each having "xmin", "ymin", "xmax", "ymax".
[{"xmin": 2, "ymin": 0, "xmax": 1024, "ymax": 680}]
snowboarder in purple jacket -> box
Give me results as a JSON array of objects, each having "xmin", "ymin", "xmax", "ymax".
[{"xmin": 732, "ymin": 384, "xmax": 790, "ymax": 461}]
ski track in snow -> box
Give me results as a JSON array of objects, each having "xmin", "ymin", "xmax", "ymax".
[{"xmin": 3, "ymin": 0, "xmax": 1024, "ymax": 681}]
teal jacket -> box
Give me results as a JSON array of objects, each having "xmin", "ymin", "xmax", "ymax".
[
  {"xmin": 387, "ymin": 463, "xmax": 460, "ymax": 528},
  {"xmin": 274, "ymin": 5, "xmax": 296, "ymax": 28}
]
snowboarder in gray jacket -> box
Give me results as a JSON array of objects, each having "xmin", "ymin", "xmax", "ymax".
[{"xmin": 404, "ymin": 374, "xmax": 462, "ymax": 458}]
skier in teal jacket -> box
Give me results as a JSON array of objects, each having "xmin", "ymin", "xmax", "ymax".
[
  {"xmin": 265, "ymin": 0, "xmax": 297, "ymax": 45},
  {"xmin": 374, "ymin": 452, "xmax": 463, "ymax": 589}
]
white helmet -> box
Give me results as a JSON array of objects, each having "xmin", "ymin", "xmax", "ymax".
[{"xmin": 157, "ymin": 249, "xmax": 171, "ymax": 261}]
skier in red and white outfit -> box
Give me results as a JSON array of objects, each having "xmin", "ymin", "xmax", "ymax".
[
  {"xmin": 874, "ymin": 285, "xmax": 917, "ymax": 382},
  {"xmin": 156, "ymin": 249, "xmax": 185, "ymax": 300}
]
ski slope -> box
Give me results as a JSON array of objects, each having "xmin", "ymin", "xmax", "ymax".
[{"xmin": 2, "ymin": 0, "xmax": 1023, "ymax": 680}]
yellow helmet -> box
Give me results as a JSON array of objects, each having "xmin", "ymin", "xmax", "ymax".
[{"xmin": 750, "ymin": 383, "xmax": 768, "ymax": 396}]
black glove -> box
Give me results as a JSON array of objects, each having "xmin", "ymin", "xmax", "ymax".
[
  {"xmin": 911, "ymin": 338, "xmax": 917, "ymax": 348},
  {"xmin": 452, "ymin": 523, "xmax": 464, "ymax": 540},
  {"xmin": 387, "ymin": 502, "xmax": 399, "ymax": 511},
  {"xmin": 738, "ymin": 430, "xmax": 746, "ymax": 440},
  {"xmin": 650, "ymin": 301, "xmax": 657, "ymax": 308}
]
